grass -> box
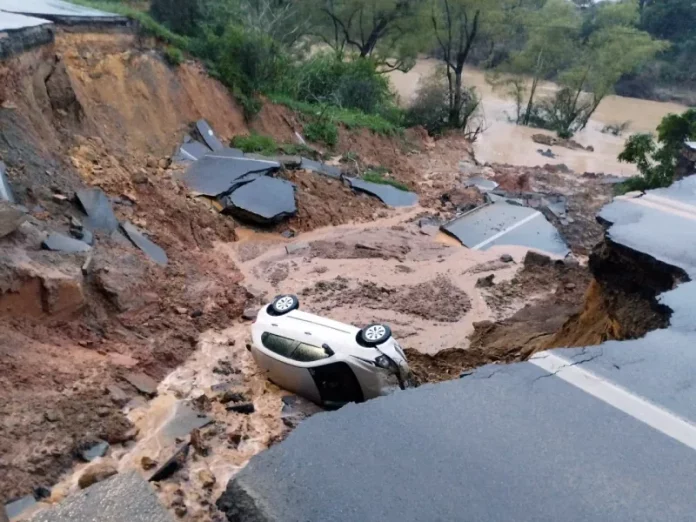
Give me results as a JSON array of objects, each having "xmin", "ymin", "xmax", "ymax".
[
  {"xmin": 231, "ymin": 133, "xmax": 319, "ymax": 159},
  {"xmin": 362, "ymin": 169, "xmax": 410, "ymax": 192},
  {"xmin": 268, "ymin": 94, "xmax": 403, "ymax": 137},
  {"xmin": 68, "ymin": 0, "xmax": 190, "ymax": 49},
  {"xmin": 304, "ymin": 120, "xmax": 338, "ymax": 148}
]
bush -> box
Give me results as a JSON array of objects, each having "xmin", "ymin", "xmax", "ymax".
[
  {"xmin": 149, "ymin": 0, "xmax": 203, "ymax": 36},
  {"xmin": 291, "ymin": 53, "xmax": 393, "ymax": 115},
  {"xmin": 362, "ymin": 170, "xmax": 410, "ymax": 192},
  {"xmin": 405, "ymin": 72, "xmax": 481, "ymax": 138},
  {"xmin": 231, "ymin": 133, "xmax": 278, "ymax": 154},
  {"xmin": 163, "ymin": 46, "xmax": 184, "ymax": 66},
  {"xmin": 304, "ymin": 119, "xmax": 338, "ymax": 148}
]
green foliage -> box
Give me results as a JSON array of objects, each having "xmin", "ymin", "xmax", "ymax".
[
  {"xmin": 601, "ymin": 121, "xmax": 631, "ymax": 136},
  {"xmin": 149, "ymin": 0, "xmax": 203, "ymax": 36},
  {"xmin": 231, "ymin": 133, "xmax": 278, "ymax": 154},
  {"xmin": 304, "ymin": 119, "xmax": 339, "ymax": 148},
  {"xmin": 617, "ymin": 109, "xmax": 696, "ymax": 192},
  {"xmin": 163, "ymin": 46, "xmax": 184, "ymax": 66},
  {"xmin": 362, "ymin": 170, "xmax": 410, "ymax": 192}
]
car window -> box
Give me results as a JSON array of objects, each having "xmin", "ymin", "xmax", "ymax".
[
  {"xmin": 292, "ymin": 342, "xmax": 329, "ymax": 362},
  {"xmin": 261, "ymin": 333, "xmax": 298, "ymax": 358}
]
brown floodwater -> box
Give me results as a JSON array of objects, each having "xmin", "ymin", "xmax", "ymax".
[{"xmin": 388, "ymin": 59, "xmax": 687, "ymax": 176}]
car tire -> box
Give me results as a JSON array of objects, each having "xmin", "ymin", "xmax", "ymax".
[
  {"xmin": 359, "ymin": 323, "xmax": 392, "ymax": 346},
  {"xmin": 270, "ymin": 294, "xmax": 299, "ymax": 315}
]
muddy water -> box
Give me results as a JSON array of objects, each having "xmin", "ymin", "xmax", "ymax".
[{"xmin": 388, "ymin": 59, "xmax": 687, "ymax": 176}]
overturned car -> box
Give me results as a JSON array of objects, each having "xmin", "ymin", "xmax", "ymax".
[{"xmin": 251, "ymin": 295, "xmax": 412, "ymax": 408}]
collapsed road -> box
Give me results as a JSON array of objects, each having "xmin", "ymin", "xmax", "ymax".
[{"xmin": 217, "ymin": 176, "xmax": 696, "ymax": 522}]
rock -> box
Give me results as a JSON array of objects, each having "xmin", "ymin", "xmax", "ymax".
[
  {"xmin": 174, "ymin": 506, "xmax": 187, "ymax": 518},
  {"xmin": 523, "ymin": 251, "xmax": 552, "ymax": 268},
  {"xmin": 78, "ymin": 460, "xmax": 118, "ymax": 489},
  {"xmin": 77, "ymin": 439, "xmax": 109, "ymax": 462},
  {"xmin": 122, "ymin": 372, "xmax": 158, "ymax": 397},
  {"xmin": 500, "ymin": 254, "xmax": 514, "ymax": 263},
  {"xmin": 220, "ymin": 391, "xmax": 247, "ymax": 404},
  {"xmin": 106, "ymin": 384, "xmax": 129, "ymax": 406},
  {"xmin": 158, "ymin": 158, "xmax": 170, "ymax": 169},
  {"xmin": 419, "ymin": 225, "xmax": 439, "ymax": 236},
  {"xmin": 141, "ymin": 456, "xmax": 157, "ymax": 470},
  {"xmin": 190, "ymin": 428, "xmax": 209, "ymax": 456},
  {"xmin": 4, "ymin": 495, "xmax": 36, "ymax": 520},
  {"xmin": 242, "ymin": 307, "xmax": 259, "ymax": 320},
  {"xmin": 286, "ymin": 242, "xmax": 309, "ymax": 254},
  {"xmin": 190, "ymin": 309, "xmax": 203, "ymax": 318},
  {"xmin": 175, "ymin": 306, "xmax": 187, "ymax": 315},
  {"xmin": 0, "ymin": 203, "xmax": 27, "ymax": 238},
  {"xmin": 42, "ymin": 232, "xmax": 91, "ymax": 253},
  {"xmin": 33, "ymin": 485, "xmax": 52, "ymax": 500},
  {"xmin": 565, "ymin": 283, "xmax": 577, "ymax": 290},
  {"xmin": 97, "ymin": 406, "xmax": 111, "ymax": 418},
  {"xmin": 199, "ymin": 470, "xmax": 216, "ymax": 489},
  {"xmin": 475, "ymin": 274, "xmax": 495, "ymax": 288},
  {"xmin": 44, "ymin": 410, "xmax": 61, "ymax": 422},
  {"xmin": 42, "ymin": 275, "xmax": 86, "ymax": 316},
  {"xmin": 227, "ymin": 402, "xmax": 255, "ymax": 415},
  {"xmin": 280, "ymin": 230, "xmax": 296, "ymax": 238},
  {"xmin": 148, "ymin": 443, "xmax": 190, "ymax": 482}
]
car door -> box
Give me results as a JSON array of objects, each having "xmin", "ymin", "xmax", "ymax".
[{"xmin": 257, "ymin": 333, "xmax": 322, "ymax": 404}]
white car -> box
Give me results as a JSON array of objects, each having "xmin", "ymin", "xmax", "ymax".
[{"xmin": 250, "ymin": 294, "xmax": 412, "ymax": 408}]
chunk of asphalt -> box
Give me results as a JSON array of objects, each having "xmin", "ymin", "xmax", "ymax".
[
  {"xmin": 246, "ymin": 154, "xmax": 302, "ymax": 169},
  {"xmin": 29, "ymin": 471, "xmax": 171, "ymax": 522},
  {"xmin": 220, "ymin": 176, "xmax": 296, "ymax": 224},
  {"xmin": 78, "ymin": 440, "xmax": 109, "ymax": 462},
  {"xmin": 207, "ymin": 147, "xmax": 245, "ymax": 158},
  {"xmin": 227, "ymin": 402, "xmax": 255, "ymax": 414},
  {"xmin": 0, "ymin": 202, "xmax": 27, "ymax": 238},
  {"xmin": 182, "ymin": 156, "xmax": 279, "ymax": 197},
  {"xmin": 120, "ymin": 221, "xmax": 168, "ymax": 266},
  {"xmin": 300, "ymin": 158, "xmax": 341, "ymax": 179},
  {"xmin": 42, "ymin": 232, "xmax": 92, "ymax": 253},
  {"xmin": 5, "ymin": 495, "xmax": 36, "ymax": 521},
  {"xmin": 161, "ymin": 401, "xmax": 213, "ymax": 445},
  {"xmin": 0, "ymin": 161, "xmax": 15, "ymax": 203},
  {"xmin": 347, "ymin": 178, "xmax": 418, "ymax": 207},
  {"xmin": 148, "ymin": 443, "xmax": 190, "ymax": 482},
  {"xmin": 464, "ymin": 177, "xmax": 499, "ymax": 192},
  {"xmin": 75, "ymin": 188, "xmax": 119, "ymax": 232},
  {"xmin": 173, "ymin": 139, "xmax": 210, "ymax": 162},
  {"xmin": 122, "ymin": 372, "xmax": 158, "ymax": 397},
  {"xmin": 70, "ymin": 227, "xmax": 94, "ymax": 246},
  {"xmin": 195, "ymin": 119, "xmax": 224, "ymax": 152},
  {"xmin": 285, "ymin": 242, "xmax": 309, "ymax": 254}
]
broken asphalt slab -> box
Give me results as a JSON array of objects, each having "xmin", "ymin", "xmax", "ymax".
[
  {"xmin": 172, "ymin": 139, "xmax": 210, "ymax": 162},
  {"xmin": 122, "ymin": 372, "xmax": 158, "ymax": 397},
  {"xmin": 42, "ymin": 232, "xmax": 91, "ymax": 253},
  {"xmin": 181, "ymin": 156, "xmax": 280, "ymax": 197},
  {"xmin": 195, "ymin": 119, "xmax": 224, "ymax": 152},
  {"xmin": 0, "ymin": 0, "xmax": 126, "ymax": 24},
  {"xmin": 347, "ymin": 178, "xmax": 418, "ymax": 207},
  {"xmin": 299, "ymin": 158, "xmax": 342, "ymax": 179},
  {"xmin": 442, "ymin": 200, "xmax": 569, "ymax": 256},
  {"xmin": 218, "ymin": 175, "xmax": 696, "ymax": 522},
  {"xmin": 5, "ymin": 495, "xmax": 37, "ymax": 521},
  {"xmin": 220, "ymin": 176, "xmax": 296, "ymax": 224},
  {"xmin": 0, "ymin": 10, "xmax": 52, "ymax": 31},
  {"xmin": 161, "ymin": 401, "xmax": 212, "ymax": 444},
  {"xmin": 464, "ymin": 177, "xmax": 499, "ymax": 192},
  {"xmin": 75, "ymin": 188, "xmax": 119, "ymax": 232},
  {"xmin": 29, "ymin": 471, "xmax": 172, "ymax": 522},
  {"xmin": 121, "ymin": 221, "xmax": 168, "ymax": 266}
]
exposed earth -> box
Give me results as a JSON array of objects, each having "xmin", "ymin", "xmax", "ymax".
[{"xmin": 0, "ymin": 23, "xmax": 667, "ymax": 522}]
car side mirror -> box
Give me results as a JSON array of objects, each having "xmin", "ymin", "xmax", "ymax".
[{"xmin": 322, "ymin": 343, "xmax": 334, "ymax": 356}]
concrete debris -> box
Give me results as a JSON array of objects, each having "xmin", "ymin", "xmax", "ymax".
[
  {"xmin": 285, "ymin": 242, "xmax": 309, "ymax": 254},
  {"xmin": 77, "ymin": 460, "xmax": 118, "ymax": 489},
  {"xmin": 300, "ymin": 158, "xmax": 342, "ymax": 179},
  {"xmin": 0, "ymin": 161, "xmax": 15, "ymax": 203},
  {"xmin": 148, "ymin": 443, "xmax": 190, "ymax": 482},
  {"xmin": 348, "ymin": 178, "xmax": 418, "ymax": 207},
  {"xmin": 122, "ymin": 372, "xmax": 158, "ymax": 397},
  {"xmin": 5, "ymin": 495, "xmax": 36, "ymax": 521},
  {"xmin": 75, "ymin": 188, "xmax": 119, "ymax": 232},
  {"xmin": 220, "ymin": 176, "xmax": 296, "ymax": 224},
  {"xmin": 464, "ymin": 177, "xmax": 499, "ymax": 192},
  {"xmin": 500, "ymin": 254, "xmax": 514, "ymax": 263},
  {"xmin": 31, "ymin": 472, "xmax": 170, "ymax": 522},
  {"xmin": 77, "ymin": 439, "xmax": 109, "ymax": 462},
  {"xmin": 195, "ymin": 119, "xmax": 224, "ymax": 152},
  {"xmin": 42, "ymin": 232, "xmax": 91, "ymax": 253},
  {"xmin": 161, "ymin": 401, "xmax": 212, "ymax": 444},
  {"xmin": 0, "ymin": 203, "xmax": 27, "ymax": 238},
  {"xmin": 442, "ymin": 201, "xmax": 569, "ymax": 256},
  {"xmin": 120, "ymin": 221, "xmax": 168, "ymax": 266}
]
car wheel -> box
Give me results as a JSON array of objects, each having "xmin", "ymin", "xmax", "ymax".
[
  {"xmin": 360, "ymin": 323, "xmax": 392, "ymax": 346},
  {"xmin": 270, "ymin": 294, "xmax": 299, "ymax": 315}
]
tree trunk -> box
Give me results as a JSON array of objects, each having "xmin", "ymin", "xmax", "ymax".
[
  {"xmin": 360, "ymin": 18, "xmax": 389, "ymax": 57},
  {"xmin": 523, "ymin": 51, "xmax": 544, "ymax": 125},
  {"xmin": 451, "ymin": 66, "xmax": 463, "ymax": 127}
]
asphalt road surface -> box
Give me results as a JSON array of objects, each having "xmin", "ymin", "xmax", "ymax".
[{"xmin": 218, "ymin": 176, "xmax": 696, "ymax": 521}]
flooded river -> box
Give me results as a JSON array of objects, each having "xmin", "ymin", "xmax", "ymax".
[{"xmin": 388, "ymin": 59, "xmax": 687, "ymax": 175}]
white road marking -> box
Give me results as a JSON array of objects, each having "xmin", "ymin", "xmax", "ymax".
[
  {"xmin": 642, "ymin": 193, "xmax": 696, "ymax": 216},
  {"xmin": 530, "ymin": 351, "xmax": 696, "ymax": 451},
  {"xmin": 179, "ymin": 148, "xmax": 197, "ymax": 161},
  {"xmin": 620, "ymin": 193, "xmax": 696, "ymax": 221},
  {"xmin": 205, "ymin": 155, "xmax": 278, "ymax": 165},
  {"xmin": 472, "ymin": 211, "xmax": 541, "ymax": 250}
]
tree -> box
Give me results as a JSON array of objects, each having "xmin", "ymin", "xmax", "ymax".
[
  {"xmin": 310, "ymin": 0, "xmax": 425, "ymax": 71},
  {"xmin": 150, "ymin": 0, "xmax": 204, "ymax": 35}
]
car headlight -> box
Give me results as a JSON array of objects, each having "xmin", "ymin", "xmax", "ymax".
[{"xmin": 375, "ymin": 355, "xmax": 397, "ymax": 371}]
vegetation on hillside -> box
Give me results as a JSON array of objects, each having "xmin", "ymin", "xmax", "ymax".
[{"xmin": 73, "ymin": 0, "xmax": 687, "ymax": 143}]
